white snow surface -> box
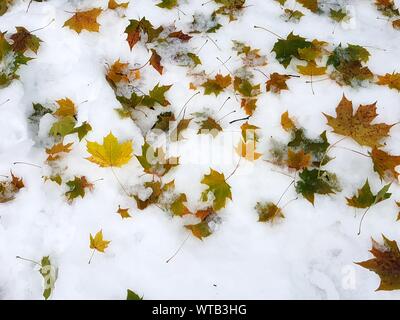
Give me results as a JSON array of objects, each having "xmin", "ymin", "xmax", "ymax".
[{"xmin": 0, "ymin": 0, "xmax": 400, "ymax": 300}]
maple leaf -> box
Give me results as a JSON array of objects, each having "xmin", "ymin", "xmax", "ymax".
[
  {"xmin": 117, "ymin": 205, "xmax": 131, "ymax": 219},
  {"xmin": 375, "ymin": 0, "xmax": 399, "ymax": 17},
  {"xmin": 10, "ymin": 27, "xmax": 42, "ymax": 54},
  {"xmin": 150, "ymin": 49, "xmax": 163, "ymax": 75},
  {"xmin": 170, "ymin": 118, "xmax": 192, "ymax": 141},
  {"xmin": 170, "ymin": 193, "xmax": 191, "ymax": 217},
  {"xmin": 356, "ymin": 235, "xmax": 400, "ymax": 291},
  {"xmin": 213, "ymin": 0, "xmax": 246, "ymax": 21},
  {"xmin": 169, "ymin": 31, "xmax": 192, "ymax": 41},
  {"xmin": 281, "ymin": 111, "xmax": 296, "ymax": 132},
  {"xmin": 127, "ymin": 289, "xmax": 143, "ymax": 300},
  {"xmin": 194, "ymin": 207, "xmax": 215, "ymax": 221},
  {"xmin": 136, "ymin": 141, "xmax": 179, "ymax": 177},
  {"xmin": 201, "ymin": 74, "xmax": 232, "ymax": 96},
  {"xmin": 255, "ymin": 202, "xmax": 284, "ymax": 223},
  {"xmin": 185, "ymin": 221, "xmax": 212, "ymax": 240},
  {"xmin": 327, "ymin": 44, "xmax": 373, "ymax": 86},
  {"xmin": 284, "ymin": 9, "xmax": 304, "ymax": 22},
  {"xmin": 323, "ymin": 95, "xmax": 393, "ymax": 148},
  {"xmin": 201, "ymin": 169, "xmax": 232, "ymax": 211},
  {"xmin": 296, "ymin": 0, "xmax": 319, "ymax": 13},
  {"xmin": 125, "ymin": 18, "xmax": 163, "ymax": 50},
  {"xmin": 393, "ymin": 19, "xmax": 400, "ymax": 30},
  {"xmin": 330, "ymin": 8, "xmax": 348, "ymax": 22},
  {"xmin": 54, "ymin": 98, "xmax": 76, "ymax": 117},
  {"xmin": 106, "ymin": 60, "xmax": 132, "ymax": 88},
  {"xmin": 152, "ymin": 111, "xmax": 176, "ymax": 132},
  {"xmin": 108, "ymin": 0, "xmax": 129, "ymax": 10},
  {"xmin": 377, "ymin": 73, "xmax": 400, "ymax": 92},
  {"xmin": 143, "ymin": 84, "xmax": 172, "ymax": 108},
  {"xmin": 346, "ymin": 180, "xmax": 391, "ymax": 208},
  {"xmin": 287, "ymin": 149, "xmax": 311, "ymax": 170},
  {"xmin": 133, "ymin": 181, "xmax": 162, "ymax": 210},
  {"xmin": 297, "ymin": 61, "xmax": 327, "ymax": 76},
  {"xmin": 272, "ymin": 32, "xmax": 311, "ymax": 68},
  {"xmin": 0, "ymin": 0, "xmax": 12, "ymax": 16},
  {"xmin": 157, "ymin": 0, "xmax": 178, "ymax": 9},
  {"xmin": 197, "ymin": 117, "xmax": 222, "ymax": 137},
  {"xmin": 86, "ymin": 132, "xmax": 133, "ymax": 168},
  {"xmin": 187, "ymin": 52, "xmax": 202, "ymax": 66},
  {"xmin": 46, "ymin": 142, "xmax": 73, "ymax": 161},
  {"xmin": 65, "ymin": 176, "xmax": 93, "ymax": 201},
  {"xmin": 370, "ymin": 148, "xmax": 400, "ymax": 181},
  {"xmin": 232, "ymin": 41, "xmax": 268, "ymax": 68},
  {"xmin": 90, "ymin": 230, "xmax": 110, "ymax": 253},
  {"xmin": 39, "ymin": 256, "xmax": 57, "ymax": 300},
  {"xmin": 72, "ymin": 121, "xmax": 92, "ymax": 141},
  {"xmin": 295, "ymin": 169, "xmax": 340, "ymax": 204},
  {"xmin": 266, "ymin": 73, "xmax": 290, "ymax": 93},
  {"xmin": 63, "ymin": 8, "xmax": 103, "ymax": 34},
  {"xmin": 1, "ymin": 172, "xmax": 24, "ymax": 203},
  {"xmin": 49, "ymin": 116, "xmax": 76, "ymax": 137},
  {"xmin": 288, "ymin": 128, "xmax": 330, "ymax": 166}
]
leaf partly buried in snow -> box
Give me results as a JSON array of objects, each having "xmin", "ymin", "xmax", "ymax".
[{"xmin": 201, "ymin": 169, "xmax": 232, "ymax": 211}]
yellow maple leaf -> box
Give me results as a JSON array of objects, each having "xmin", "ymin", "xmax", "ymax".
[
  {"xmin": 46, "ymin": 142, "xmax": 74, "ymax": 161},
  {"xmin": 63, "ymin": 8, "xmax": 103, "ymax": 34},
  {"xmin": 108, "ymin": 0, "xmax": 129, "ymax": 9},
  {"xmin": 281, "ymin": 111, "xmax": 296, "ymax": 132},
  {"xmin": 377, "ymin": 73, "xmax": 400, "ymax": 92},
  {"xmin": 90, "ymin": 230, "xmax": 110, "ymax": 253},
  {"xmin": 54, "ymin": 98, "xmax": 76, "ymax": 117},
  {"xmin": 86, "ymin": 132, "xmax": 133, "ymax": 167},
  {"xmin": 323, "ymin": 95, "xmax": 393, "ymax": 148},
  {"xmin": 297, "ymin": 61, "xmax": 327, "ymax": 76},
  {"xmin": 117, "ymin": 205, "xmax": 131, "ymax": 219}
]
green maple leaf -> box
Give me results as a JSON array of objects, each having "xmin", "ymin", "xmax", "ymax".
[
  {"xmin": 39, "ymin": 256, "xmax": 57, "ymax": 300},
  {"xmin": 127, "ymin": 289, "xmax": 143, "ymax": 300},
  {"xmin": 272, "ymin": 32, "xmax": 311, "ymax": 68},
  {"xmin": 156, "ymin": 0, "xmax": 178, "ymax": 9},
  {"xmin": 346, "ymin": 180, "xmax": 391, "ymax": 209},
  {"xmin": 295, "ymin": 168, "xmax": 340, "ymax": 204},
  {"xmin": 142, "ymin": 84, "xmax": 172, "ymax": 108},
  {"xmin": 329, "ymin": 9, "xmax": 348, "ymax": 22},
  {"xmin": 201, "ymin": 169, "xmax": 232, "ymax": 211},
  {"xmin": 65, "ymin": 176, "xmax": 92, "ymax": 201},
  {"xmin": 72, "ymin": 121, "xmax": 92, "ymax": 141},
  {"xmin": 49, "ymin": 116, "xmax": 76, "ymax": 137},
  {"xmin": 288, "ymin": 128, "xmax": 330, "ymax": 165}
]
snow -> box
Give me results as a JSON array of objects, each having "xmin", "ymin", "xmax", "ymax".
[{"xmin": 0, "ymin": 0, "xmax": 400, "ymax": 300}]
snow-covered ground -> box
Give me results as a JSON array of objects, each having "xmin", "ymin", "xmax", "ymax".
[{"xmin": 0, "ymin": 0, "xmax": 400, "ymax": 300}]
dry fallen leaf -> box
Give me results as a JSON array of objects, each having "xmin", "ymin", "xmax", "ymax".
[
  {"xmin": 324, "ymin": 95, "xmax": 393, "ymax": 148},
  {"xmin": 63, "ymin": 8, "xmax": 103, "ymax": 34}
]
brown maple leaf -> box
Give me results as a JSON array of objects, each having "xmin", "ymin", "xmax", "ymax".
[
  {"xmin": 356, "ymin": 235, "xmax": 400, "ymax": 291},
  {"xmin": 323, "ymin": 95, "xmax": 393, "ymax": 148},
  {"xmin": 150, "ymin": 49, "xmax": 163, "ymax": 75},
  {"xmin": 266, "ymin": 73, "xmax": 290, "ymax": 94},
  {"xmin": 63, "ymin": 8, "xmax": 103, "ymax": 34},
  {"xmin": 371, "ymin": 148, "xmax": 400, "ymax": 181}
]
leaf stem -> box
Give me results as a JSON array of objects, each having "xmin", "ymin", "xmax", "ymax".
[{"xmin": 166, "ymin": 234, "xmax": 190, "ymax": 263}]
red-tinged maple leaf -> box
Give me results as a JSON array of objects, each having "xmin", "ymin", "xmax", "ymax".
[{"xmin": 356, "ymin": 235, "xmax": 400, "ymax": 291}]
